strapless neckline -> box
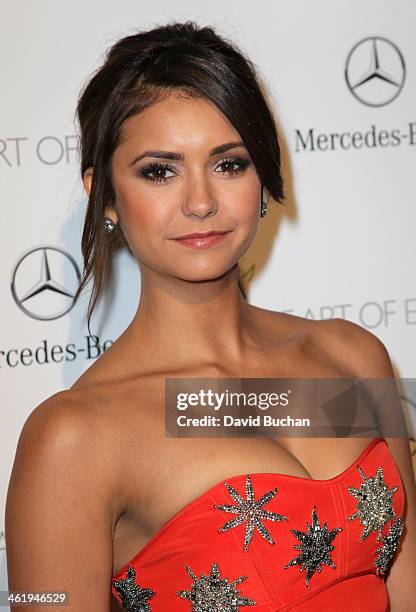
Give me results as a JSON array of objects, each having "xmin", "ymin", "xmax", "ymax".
[{"xmin": 112, "ymin": 436, "xmax": 386, "ymax": 580}]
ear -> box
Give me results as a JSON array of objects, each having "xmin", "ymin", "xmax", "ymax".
[
  {"xmin": 83, "ymin": 167, "xmax": 119, "ymax": 225},
  {"xmin": 83, "ymin": 166, "xmax": 94, "ymax": 198},
  {"xmin": 262, "ymin": 186, "xmax": 271, "ymax": 205}
]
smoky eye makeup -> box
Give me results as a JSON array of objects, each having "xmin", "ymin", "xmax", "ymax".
[
  {"xmin": 136, "ymin": 155, "xmax": 252, "ymax": 184},
  {"xmin": 214, "ymin": 156, "xmax": 251, "ymax": 175},
  {"xmin": 136, "ymin": 161, "xmax": 175, "ymax": 184}
]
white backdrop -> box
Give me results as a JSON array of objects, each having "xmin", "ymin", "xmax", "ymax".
[{"xmin": 1, "ymin": 0, "xmax": 415, "ymax": 600}]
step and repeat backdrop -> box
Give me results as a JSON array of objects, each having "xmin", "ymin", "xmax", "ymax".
[{"xmin": 1, "ymin": 0, "xmax": 415, "ymax": 599}]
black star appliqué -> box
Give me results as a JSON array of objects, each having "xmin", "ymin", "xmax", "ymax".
[
  {"xmin": 284, "ymin": 506, "xmax": 342, "ymax": 589},
  {"xmin": 347, "ymin": 464, "xmax": 398, "ymax": 542},
  {"xmin": 176, "ymin": 561, "xmax": 256, "ymax": 610},
  {"xmin": 213, "ymin": 474, "xmax": 288, "ymax": 551},
  {"xmin": 112, "ymin": 565, "xmax": 155, "ymax": 611},
  {"xmin": 374, "ymin": 516, "xmax": 405, "ymax": 575}
]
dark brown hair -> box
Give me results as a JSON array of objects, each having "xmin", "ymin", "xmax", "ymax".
[{"xmin": 74, "ymin": 20, "xmax": 285, "ymax": 329}]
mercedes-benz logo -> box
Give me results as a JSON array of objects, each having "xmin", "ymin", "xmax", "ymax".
[
  {"xmin": 345, "ymin": 36, "xmax": 406, "ymax": 106},
  {"xmin": 11, "ymin": 246, "xmax": 81, "ymax": 320}
]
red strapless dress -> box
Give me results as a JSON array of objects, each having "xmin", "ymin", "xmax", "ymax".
[{"xmin": 111, "ymin": 437, "xmax": 406, "ymax": 611}]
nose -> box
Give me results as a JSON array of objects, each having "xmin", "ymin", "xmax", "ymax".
[{"xmin": 182, "ymin": 173, "xmax": 218, "ymax": 220}]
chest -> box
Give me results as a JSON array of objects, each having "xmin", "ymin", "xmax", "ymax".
[{"xmin": 111, "ymin": 334, "xmax": 361, "ymax": 572}]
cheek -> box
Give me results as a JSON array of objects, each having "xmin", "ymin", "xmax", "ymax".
[
  {"xmin": 231, "ymin": 177, "xmax": 262, "ymax": 247},
  {"xmin": 228, "ymin": 178, "xmax": 261, "ymax": 225},
  {"xmin": 118, "ymin": 188, "xmax": 167, "ymax": 240},
  {"xmin": 123, "ymin": 199, "xmax": 152, "ymax": 228},
  {"xmin": 116, "ymin": 192, "xmax": 178, "ymax": 269}
]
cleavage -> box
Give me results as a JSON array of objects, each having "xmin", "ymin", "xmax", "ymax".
[{"xmin": 112, "ymin": 437, "xmax": 311, "ymax": 573}]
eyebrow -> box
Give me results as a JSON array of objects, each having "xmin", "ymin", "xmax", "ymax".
[{"xmin": 128, "ymin": 141, "xmax": 246, "ymax": 166}]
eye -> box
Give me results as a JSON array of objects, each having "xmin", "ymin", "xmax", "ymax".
[
  {"xmin": 138, "ymin": 162, "xmax": 176, "ymax": 184},
  {"xmin": 214, "ymin": 156, "xmax": 251, "ymax": 176}
]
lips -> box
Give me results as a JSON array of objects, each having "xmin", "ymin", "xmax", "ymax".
[
  {"xmin": 172, "ymin": 230, "xmax": 230, "ymax": 240},
  {"xmin": 171, "ymin": 230, "xmax": 231, "ymax": 249}
]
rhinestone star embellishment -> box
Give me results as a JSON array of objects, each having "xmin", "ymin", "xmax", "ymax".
[
  {"xmin": 374, "ymin": 517, "xmax": 405, "ymax": 575},
  {"xmin": 213, "ymin": 474, "xmax": 289, "ymax": 551},
  {"xmin": 112, "ymin": 565, "xmax": 155, "ymax": 611},
  {"xmin": 347, "ymin": 465, "xmax": 398, "ymax": 542},
  {"xmin": 176, "ymin": 561, "xmax": 256, "ymax": 610},
  {"xmin": 284, "ymin": 506, "xmax": 342, "ymax": 589}
]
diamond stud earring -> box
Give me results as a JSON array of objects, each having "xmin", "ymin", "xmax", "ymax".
[{"xmin": 104, "ymin": 217, "xmax": 115, "ymax": 233}]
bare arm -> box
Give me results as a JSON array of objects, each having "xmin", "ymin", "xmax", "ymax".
[
  {"xmin": 5, "ymin": 392, "xmax": 119, "ymax": 611},
  {"xmin": 324, "ymin": 318, "xmax": 416, "ymax": 610}
]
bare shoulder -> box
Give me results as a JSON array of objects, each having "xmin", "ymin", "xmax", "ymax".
[
  {"xmin": 8, "ymin": 385, "xmax": 130, "ymax": 533},
  {"xmin": 19, "ymin": 388, "xmax": 96, "ymax": 436},
  {"xmin": 250, "ymin": 305, "xmax": 314, "ymax": 336},
  {"xmin": 311, "ymin": 316, "xmax": 394, "ymax": 376},
  {"xmin": 251, "ymin": 306, "xmax": 394, "ymax": 377},
  {"xmin": 17, "ymin": 387, "xmax": 119, "ymax": 460},
  {"xmin": 12, "ymin": 390, "xmax": 88, "ymax": 470},
  {"xmin": 5, "ymin": 388, "xmax": 125, "ymax": 610},
  {"xmin": 263, "ymin": 309, "xmax": 393, "ymax": 375}
]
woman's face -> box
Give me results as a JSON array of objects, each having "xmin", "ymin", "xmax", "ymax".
[{"xmin": 86, "ymin": 92, "xmax": 267, "ymax": 282}]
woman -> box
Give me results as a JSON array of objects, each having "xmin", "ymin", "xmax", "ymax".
[{"xmin": 5, "ymin": 20, "xmax": 416, "ymax": 611}]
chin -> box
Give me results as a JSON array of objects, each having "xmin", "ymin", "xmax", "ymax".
[{"xmin": 174, "ymin": 265, "xmax": 235, "ymax": 283}]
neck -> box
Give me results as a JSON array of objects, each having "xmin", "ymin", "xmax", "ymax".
[{"xmin": 123, "ymin": 262, "xmax": 255, "ymax": 371}]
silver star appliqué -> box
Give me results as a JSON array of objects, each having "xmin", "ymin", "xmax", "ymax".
[
  {"xmin": 374, "ymin": 516, "xmax": 405, "ymax": 575},
  {"xmin": 347, "ymin": 464, "xmax": 398, "ymax": 542},
  {"xmin": 176, "ymin": 561, "xmax": 256, "ymax": 610},
  {"xmin": 284, "ymin": 506, "xmax": 342, "ymax": 589},
  {"xmin": 213, "ymin": 474, "xmax": 288, "ymax": 551},
  {"xmin": 112, "ymin": 565, "xmax": 155, "ymax": 611}
]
